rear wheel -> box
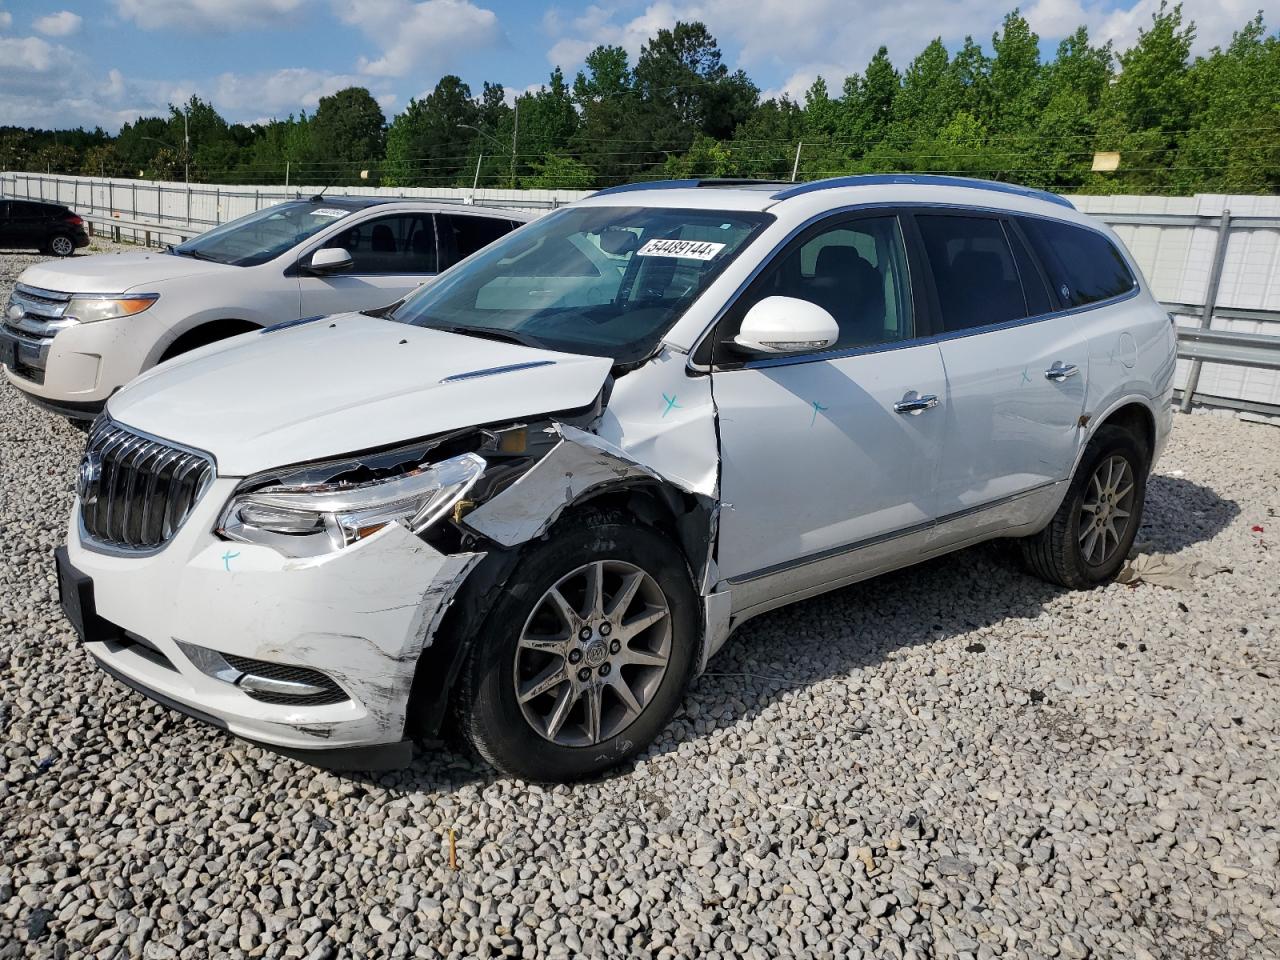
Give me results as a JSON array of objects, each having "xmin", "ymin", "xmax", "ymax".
[
  {"xmin": 454, "ymin": 513, "xmax": 697, "ymax": 781},
  {"xmin": 47, "ymin": 234, "xmax": 75, "ymax": 257},
  {"xmin": 1020, "ymin": 425, "xmax": 1148, "ymax": 588}
]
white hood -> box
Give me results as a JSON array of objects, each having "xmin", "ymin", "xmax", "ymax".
[
  {"xmin": 19, "ymin": 251, "xmax": 231, "ymax": 293},
  {"xmin": 107, "ymin": 314, "xmax": 614, "ymax": 476}
]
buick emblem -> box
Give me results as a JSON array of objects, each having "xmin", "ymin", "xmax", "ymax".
[
  {"xmin": 6, "ymin": 303, "xmax": 21, "ymax": 322},
  {"xmin": 77, "ymin": 451, "xmax": 103, "ymax": 504}
]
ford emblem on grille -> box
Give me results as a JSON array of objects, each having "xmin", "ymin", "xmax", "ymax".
[{"xmin": 77, "ymin": 450, "xmax": 103, "ymax": 505}]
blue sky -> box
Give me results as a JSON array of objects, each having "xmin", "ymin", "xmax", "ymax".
[{"xmin": 0, "ymin": 0, "xmax": 1265, "ymax": 132}]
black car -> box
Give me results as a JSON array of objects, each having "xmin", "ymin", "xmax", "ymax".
[{"xmin": 0, "ymin": 199, "xmax": 90, "ymax": 257}]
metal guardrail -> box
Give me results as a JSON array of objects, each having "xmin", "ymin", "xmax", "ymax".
[
  {"xmin": 84, "ymin": 213, "xmax": 200, "ymax": 246},
  {"xmin": 1175, "ymin": 327, "xmax": 1280, "ymax": 369}
]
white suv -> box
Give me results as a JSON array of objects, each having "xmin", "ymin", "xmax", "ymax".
[
  {"xmin": 56, "ymin": 175, "xmax": 1175, "ymax": 781},
  {"xmin": 2, "ymin": 197, "xmax": 528, "ymax": 420}
]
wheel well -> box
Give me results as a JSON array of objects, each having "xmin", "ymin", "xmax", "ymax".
[
  {"xmin": 403, "ymin": 480, "xmax": 708, "ymax": 742},
  {"xmin": 1096, "ymin": 402, "xmax": 1155, "ymax": 461},
  {"xmin": 159, "ymin": 319, "xmax": 259, "ymax": 362}
]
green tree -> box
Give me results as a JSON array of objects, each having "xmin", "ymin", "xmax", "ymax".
[
  {"xmin": 633, "ymin": 22, "xmax": 758, "ymax": 166},
  {"xmin": 385, "ymin": 76, "xmax": 477, "ymax": 187},
  {"xmin": 310, "ymin": 87, "xmax": 386, "ymax": 183},
  {"xmin": 837, "ymin": 47, "xmax": 900, "ymax": 158},
  {"xmin": 571, "ymin": 45, "xmax": 636, "ymax": 184},
  {"xmin": 521, "ymin": 153, "xmax": 595, "ymax": 189},
  {"xmin": 1093, "ymin": 2, "xmax": 1195, "ymax": 191}
]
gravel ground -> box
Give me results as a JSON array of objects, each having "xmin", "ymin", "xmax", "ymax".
[{"xmin": 1, "ymin": 246, "xmax": 1278, "ymax": 960}]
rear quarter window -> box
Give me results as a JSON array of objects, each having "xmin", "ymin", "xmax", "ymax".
[{"xmin": 1019, "ymin": 218, "xmax": 1137, "ymax": 307}]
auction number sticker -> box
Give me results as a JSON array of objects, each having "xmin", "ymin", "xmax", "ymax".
[
  {"xmin": 636, "ymin": 239, "xmax": 726, "ymax": 260},
  {"xmin": 312, "ymin": 208, "xmax": 349, "ymax": 218}
]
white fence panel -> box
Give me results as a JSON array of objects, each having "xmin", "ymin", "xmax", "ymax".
[{"xmin": 5, "ymin": 172, "xmax": 1278, "ymax": 413}]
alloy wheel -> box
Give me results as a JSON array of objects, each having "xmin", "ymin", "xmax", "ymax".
[
  {"xmin": 1078, "ymin": 454, "xmax": 1136, "ymax": 566},
  {"xmin": 50, "ymin": 235, "xmax": 74, "ymax": 257},
  {"xmin": 513, "ymin": 559, "xmax": 671, "ymax": 747}
]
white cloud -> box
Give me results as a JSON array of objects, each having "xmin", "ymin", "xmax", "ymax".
[
  {"xmin": 336, "ymin": 0, "xmax": 503, "ymax": 78},
  {"xmin": 545, "ymin": 0, "xmax": 1264, "ymax": 87},
  {"xmin": 212, "ymin": 68, "xmax": 383, "ymax": 115},
  {"xmin": 111, "ymin": 0, "xmax": 306, "ymax": 31},
  {"xmin": 1026, "ymin": 0, "xmax": 1260, "ymax": 55},
  {"xmin": 0, "ymin": 10, "xmax": 13, "ymax": 29},
  {"xmin": 0, "ymin": 35, "xmax": 58, "ymax": 74},
  {"xmin": 34, "ymin": 10, "xmax": 81, "ymax": 36}
]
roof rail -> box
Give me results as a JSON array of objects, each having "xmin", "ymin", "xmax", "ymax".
[
  {"xmin": 592, "ymin": 179, "xmax": 702, "ymax": 196},
  {"xmin": 593, "ymin": 177, "xmax": 790, "ymax": 197},
  {"xmin": 770, "ymin": 174, "xmax": 1074, "ymax": 209}
]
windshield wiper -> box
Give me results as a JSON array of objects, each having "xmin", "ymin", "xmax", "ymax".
[
  {"xmin": 431, "ymin": 324, "xmax": 547, "ymax": 350},
  {"xmin": 169, "ymin": 247, "xmax": 222, "ymax": 263}
]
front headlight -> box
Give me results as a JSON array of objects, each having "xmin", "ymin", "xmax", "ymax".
[
  {"xmin": 218, "ymin": 451, "xmax": 485, "ymax": 557},
  {"xmin": 65, "ymin": 294, "xmax": 159, "ymax": 323}
]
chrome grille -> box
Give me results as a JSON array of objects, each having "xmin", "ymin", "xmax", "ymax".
[{"xmin": 78, "ymin": 419, "xmax": 215, "ymax": 551}]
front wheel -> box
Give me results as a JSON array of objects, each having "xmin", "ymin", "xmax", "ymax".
[
  {"xmin": 47, "ymin": 234, "xmax": 76, "ymax": 257},
  {"xmin": 1020, "ymin": 424, "xmax": 1148, "ymax": 588},
  {"xmin": 454, "ymin": 513, "xmax": 698, "ymax": 781}
]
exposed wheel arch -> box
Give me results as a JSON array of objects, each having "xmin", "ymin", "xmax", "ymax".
[
  {"xmin": 403, "ymin": 483, "xmax": 706, "ymax": 743},
  {"xmin": 1093, "ymin": 401, "xmax": 1155, "ymax": 461},
  {"xmin": 158, "ymin": 318, "xmax": 260, "ymax": 363}
]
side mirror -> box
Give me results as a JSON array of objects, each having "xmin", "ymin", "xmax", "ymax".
[
  {"xmin": 733, "ymin": 296, "xmax": 839, "ymax": 355},
  {"xmin": 307, "ymin": 247, "xmax": 353, "ymax": 274}
]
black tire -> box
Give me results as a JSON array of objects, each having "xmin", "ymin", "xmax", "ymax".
[
  {"xmin": 47, "ymin": 234, "xmax": 76, "ymax": 258},
  {"xmin": 454, "ymin": 512, "xmax": 698, "ymax": 782},
  {"xmin": 1020, "ymin": 424, "xmax": 1148, "ymax": 588}
]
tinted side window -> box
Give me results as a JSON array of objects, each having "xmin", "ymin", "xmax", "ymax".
[
  {"xmin": 732, "ymin": 215, "xmax": 914, "ymax": 351},
  {"xmin": 1020, "ymin": 218, "xmax": 1136, "ymax": 307},
  {"xmin": 325, "ymin": 214, "xmax": 436, "ymax": 274},
  {"xmin": 438, "ymin": 215, "xmax": 514, "ymax": 269},
  {"xmin": 1007, "ymin": 224, "xmax": 1053, "ymax": 316},
  {"xmin": 917, "ymin": 215, "xmax": 1027, "ymax": 332}
]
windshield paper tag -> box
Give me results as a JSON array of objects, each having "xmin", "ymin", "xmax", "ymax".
[
  {"xmin": 312, "ymin": 208, "xmax": 349, "ymax": 218},
  {"xmin": 636, "ymin": 239, "xmax": 726, "ymax": 260}
]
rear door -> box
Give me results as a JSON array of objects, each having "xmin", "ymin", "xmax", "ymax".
[
  {"xmin": 436, "ymin": 213, "xmax": 518, "ymax": 272},
  {"xmin": 7, "ymin": 201, "xmax": 45, "ymax": 249},
  {"xmin": 298, "ymin": 211, "xmax": 437, "ymax": 316},
  {"xmin": 912, "ymin": 211, "xmax": 1088, "ymax": 541},
  {"xmin": 0, "ymin": 202, "xmax": 14, "ymax": 246}
]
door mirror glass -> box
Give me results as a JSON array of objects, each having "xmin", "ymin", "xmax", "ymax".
[
  {"xmin": 308, "ymin": 247, "xmax": 353, "ymax": 273},
  {"xmin": 733, "ymin": 296, "xmax": 839, "ymax": 355}
]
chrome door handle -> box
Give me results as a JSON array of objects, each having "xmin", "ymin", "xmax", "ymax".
[
  {"xmin": 894, "ymin": 392, "xmax": 939, "ymax": 415},
  {"xmin": 1045, "ymin": 362, "xmax": 1079, "ymax": 381}
]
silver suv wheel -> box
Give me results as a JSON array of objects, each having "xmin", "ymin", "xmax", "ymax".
[{"xmin": 513, "ymin": 559, "xmax": 671, "ymax": 747}]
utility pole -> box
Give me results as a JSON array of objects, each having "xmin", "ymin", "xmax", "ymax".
[
  {"xmin": 471, "ymin": 152, "xmax": 483, "ymax": 203},
  {"xmin": 791, "ymin": 142, "xmax": 803, "ymax": 182},
  {"xmin": 183, "ymin": 104, "xmax": 190, "ymax": 186},
  {"xmin": 284, "ymin": 160, "xmax": 290, "ymax": 189},
  {"xmin": 510, "ymin": 100, "xmax": 518, "ymax": 189}
]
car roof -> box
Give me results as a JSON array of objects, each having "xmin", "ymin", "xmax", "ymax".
[
  {"xmin": 578, "ymin": 175, "xmax": 1081, "ymax": 220},
  {"xmin": 297, "ymin": 195, "xmax": 533, "ymax": 219}
]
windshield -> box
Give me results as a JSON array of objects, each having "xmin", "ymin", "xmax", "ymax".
[
  {"xmin": 172, "ymin": 200, "xmax": 354, "ymax": 267},
  {"xmin": 387, "ymin": 205, "xmax": 772, "ymax": 364}
]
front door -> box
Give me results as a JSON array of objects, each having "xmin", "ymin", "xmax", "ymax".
[
  {"xmin": 711, "ymin": 213, "xmax": 946, "ymax": 603},
  {"xmin": 911, "ymin": 212, "xmax": 1088, "ymax": 532},
  {"xmin": 298, "ymin": 212, "xmax": 437, "ymax": 316}
]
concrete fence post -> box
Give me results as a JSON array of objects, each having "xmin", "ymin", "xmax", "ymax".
[{"xmin": 1180, "ymin": 208, "xmax": 1232, "ymax": 413}]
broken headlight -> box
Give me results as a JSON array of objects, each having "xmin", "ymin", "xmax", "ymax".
[{"xmin": 217, "ymin": 451, "xmax": 485, "ymax": 557}]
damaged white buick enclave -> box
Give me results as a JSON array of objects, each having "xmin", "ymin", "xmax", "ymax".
[{"xmin": 57, "ymin": 175, "xmax": 1175, "ymax": 780}]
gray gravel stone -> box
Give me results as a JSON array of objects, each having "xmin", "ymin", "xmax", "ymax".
[{"xmin": 0, "ymin": 244, "xmax": 1278, "ymax": 958}]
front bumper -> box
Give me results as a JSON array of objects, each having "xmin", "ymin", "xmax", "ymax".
[
  {"xmin": 62, "ymin": 477, "xmax": 481, "ymax": 767},
  {"xmin": 2, "ymin": 307, "xmax": 169, "ymax": 407}
]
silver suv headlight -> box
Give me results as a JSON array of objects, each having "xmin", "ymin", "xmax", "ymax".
[{"xmin": 217, "ymin": 451, "xmax": 485, "ymax": 557}]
